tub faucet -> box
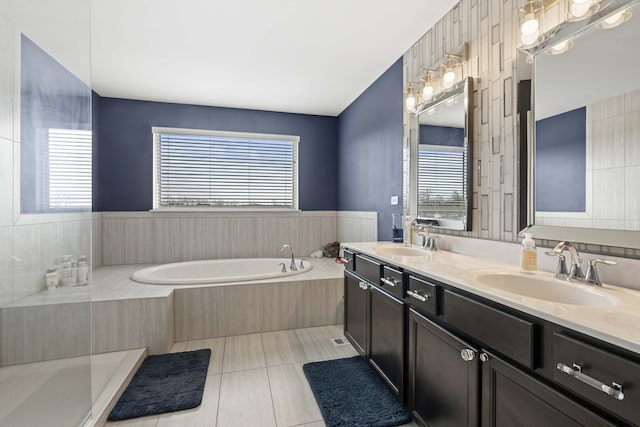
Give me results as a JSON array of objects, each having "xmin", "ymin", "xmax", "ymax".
[{"xmin": 280, "ymin": 244, "xmax": 297, "ymax": 271}]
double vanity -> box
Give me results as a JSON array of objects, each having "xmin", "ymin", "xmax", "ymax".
[{"xmin": 342, "ymin": 242, "xmax": 640, "ymax": 426}]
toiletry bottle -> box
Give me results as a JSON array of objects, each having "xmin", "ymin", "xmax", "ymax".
[
  {"xmin": 520, "ymin": 233, "xmax": 537, "ymax": 274},
  {"xmin": 404, "ymin": 216, "xmax": 414, "ymax": 247}
]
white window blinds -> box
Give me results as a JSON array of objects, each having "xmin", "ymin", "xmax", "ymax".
[
  {"xmin": 418, "ymin": 145, "xmax": 466, "ymax": 218},
  {"xmin": 153, "ymin": 128, "xmax": 299, "ymax": 209},
  {"xmin": 47, "ymin": 128, "xmax": 92, "ymax": 210}
]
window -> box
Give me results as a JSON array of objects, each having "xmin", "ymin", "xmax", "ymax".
[
  {"xmin": 46, "ymin": 128, "xmax": 92, "ymax": 210},
  {"xmin": 418, "ymin": 144, "xmax": 466, "ymax": 218},
  {"xmin": 153, "ymin": 128, "xmax": 299, "ymax": 209}
]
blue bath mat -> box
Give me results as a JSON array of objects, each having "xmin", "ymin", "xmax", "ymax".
[
  {"xmin": 108, "ymin": 349, "xmax": 210, "ymax": 421},
  {"xmin": 303, "ymin": 356, "xmax": 412, "ymax": 427}
]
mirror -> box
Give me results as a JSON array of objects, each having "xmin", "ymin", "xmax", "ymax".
[
  {"xmin": 525, "ymin": 0, "xmax": 640, "ymax": 248},
  {"xmin": 410, "ymin": 77, "xmax": 473, "ymax": 231}
]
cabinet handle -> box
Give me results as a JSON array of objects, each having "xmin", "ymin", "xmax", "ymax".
[
  {"xmin": 358, "ymin": 281, "xmax": 369, "ymax": 290},
  {"xmin": 460, "ymin": 348, "xmax": 476, "ymax": 362},
  {"xmin": 340, "ymin": 257, "xmax": 351, "ymax": 264},
  {"xmin": 407, "ymin": 290, "xmax": 429, "ymax": 302},
  {"xmin": 556, "ymin": 363, "xmax": 625, "ymax": 401},
  {"xmin": 480, "ymin": 353, "xmax": 490, "ymax": 362},
  {"xmin": 380, "ymin": 277, "xmax": 398, "ymax": 287}
]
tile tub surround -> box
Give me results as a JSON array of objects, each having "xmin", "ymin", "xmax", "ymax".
[
  {"xmin": 0, "ymin": 258, "xmax": 345, "ymax": 363},
  {"xmin": 97, "ymin": 210, "xmax": 378, "ymax": 266},
  {"xmin": 344, "ymin": 241, "xmax": 640, "ymax": 354}
]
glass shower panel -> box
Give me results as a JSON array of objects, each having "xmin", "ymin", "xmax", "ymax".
[{"xmin": 0, "ymin": 0, "xmax": 93, "ymax": 425}]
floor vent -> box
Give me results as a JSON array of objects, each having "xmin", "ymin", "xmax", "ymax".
[{"xmin": 331, "ymin": 337, "xmax": 349, "ymax": 346}]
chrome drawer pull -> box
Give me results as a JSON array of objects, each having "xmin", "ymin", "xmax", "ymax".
[
  {"xmin": 358, "ymin": 281, "xmax": 369, "ymax": 290},
  {"xmin": 380, "ymin": 277, "xmax": 398, "ymax": 287},
  {"xmin": 460, "ymin": 348, "xmax": 476, "ymax": 361},
  {"xmin": 407, "ymin": 290, "xmax": 429, "ymax": 302},
  {"xmin": 556, "ymin": 363, "xmax": 625, "ymax": 401}
]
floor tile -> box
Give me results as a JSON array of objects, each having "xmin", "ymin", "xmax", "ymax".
[
  {"xmin": 222, "ymin": 333, "xmax": 266, "ymax": 373},
  {"xmin": 155, "ymin": 374, "xmax": 221, "ymax": 427},
  {"xmin": 294, "ymin": 325, "xmax": 357, "ymax": 362},
  {"xmin": 171, "ymin": 337, "xmax": 226, "ymax": 375},
  {"xmin": 217, "ymin": 368, "xmax": 276, "ymax": 427},
  {"xmin": 261, "ymin": 330, "xmax": 307, "ymax": 367},
  {"xmin": 268, "ymin": 363, "xmax": 322, "ymax": 427}
]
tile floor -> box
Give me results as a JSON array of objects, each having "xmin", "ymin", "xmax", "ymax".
[{"xmin": 105, "ymin": 325, "xmax": 419, "ymax": 427}]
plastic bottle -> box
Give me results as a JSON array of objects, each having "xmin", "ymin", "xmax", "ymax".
[{"xmin": 520, "ymin": 233, "xmax": 537, "ymax": 274}]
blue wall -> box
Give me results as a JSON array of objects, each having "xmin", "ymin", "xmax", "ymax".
[
  {"xmin": 337, "ymin": 59, "xmax": 404, "ymax": 241},
  {"xmin": 96, "ymin": 98, "xmax": 339, "ymax": 211},
  {"xmin": 20, "ymin": 35, "xmax": 91, "ymax": 213},
  {"xmin": 419, "ymin": 125, "xmax": 464, "ymax": 147},
  {"xmin": 535, "ymin": 107, "xmax": 586, "ymax": 212}
]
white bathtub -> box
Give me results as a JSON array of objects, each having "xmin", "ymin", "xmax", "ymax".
[{"xmin": 131, "ymin": 258, "xmax": 313, "ymax": 285}]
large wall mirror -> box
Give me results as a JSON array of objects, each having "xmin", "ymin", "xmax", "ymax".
[
  {"xmin": 523, "ymin": 0, "xmax": 640, "ymax": 248},
  {"xmin": 410, "ymin": 77, "xmax": 473, "ymax": 231}
]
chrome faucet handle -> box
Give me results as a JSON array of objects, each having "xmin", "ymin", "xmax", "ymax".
[
  {"xmin": 299, "ymin": 259, "xmax": 306, "ymax": 269},
  {"xmin": 278, "ymin": 263, "xmax": 286, "ymax": 273},
  {"xmin": 584, "ymin": 259, "xmax": 617, "ymax": 286},
  {"xmin": 417, "ymin": 231, "xmax": 427, "ymax": 248},
  {"xmin": 545, "ymin": 251, "xmax": 569, "ymax": 278}
]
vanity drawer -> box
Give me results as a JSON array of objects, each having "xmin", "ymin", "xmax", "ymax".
[
  {"xmin": 443, "ymin": 290, "xmax": 536, "ymax": 369},
  {"xmin": 406, "ymin": 275, "xmax": 439, "ymax": 316},
  {"xmin": 355, "ymin": 254, "xmax": 383, "ymax": 285},
  {"xmin": 381, "ymin": 266, "xmax": 404, "ymax": 300},
  {"xmin": 342, "ymin": 249, "xmax": 355, "ymax": 272},
  {"xmin": 554, "ymin": 333, "xmax": 640, "ymax": 425}
]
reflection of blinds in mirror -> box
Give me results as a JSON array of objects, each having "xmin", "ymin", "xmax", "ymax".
[
  {"xmin": 418, "ymin": 145, "xmax": 466, "ymax": 218},
  {"xmin": 47, "ymin": 129, "xmax": 92, "ymax": 210},
  {"xmin": 153, "ymin": 130, "xmax": 298, "ymax": 209}
]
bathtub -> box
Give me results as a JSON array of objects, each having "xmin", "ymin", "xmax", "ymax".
[{"xmin": 131, "ymin": 258, "xmax": 313, "ymax": 285}]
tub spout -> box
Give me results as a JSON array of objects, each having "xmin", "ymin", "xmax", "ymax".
[{"xmin": 280, "ymin": 244, "xmax": 297, "ymax": 271}]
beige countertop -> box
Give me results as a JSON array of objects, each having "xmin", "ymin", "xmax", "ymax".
[{"xmin": 343, "ymin": 241, "xmax": 640, "ymax": 355}]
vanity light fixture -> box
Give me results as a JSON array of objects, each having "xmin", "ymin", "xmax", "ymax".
[
  {"xmin": 567, "ymin": 0, "xmax": 602, "ymax": 21},
  {"xmin": 596, "ymin": 9, "xmax": 632, "ymax": 28},
  {"xmin": 406, "ymin": 84, "xmax": 417, "ymax": 110},
  {"xmin": 545, "ymin": 38, "xmax": 575, "ymax": 54},
  {"xmin": 520, "ymin": 0, "xmax": 543, "ymax": 45},
  {"xmin": 422, "ymin": 70, "xmax": 438, "ymax": 101},
  {"xmin": 441, "ymin": 54, "xmax": 461, "ymax": 90}
]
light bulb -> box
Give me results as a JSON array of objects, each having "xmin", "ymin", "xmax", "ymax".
[
  {"xmin": 406, "ymin": 93, "xmax": 416, "ymax": 109},
  {"xmin": 597, "ymin": 9, "xmax": 632, "ymax": 29},
  {"xmin": 546, "ymin": 38, "xmax": 574, "ymax": 55},
  {"xmin": 570, "ymin": 0, "xmax": 592, "ymax": 19},
  {"xmin": 521, "ymin": 13, "xmax": 539, "ymax": 36},
  {"xmin": 520, "ymin": 30, "xmax": 539, "ymax": 45},
  {"xmin": 422, "ymin": 84, "xmax": 434, "ymax": 99},
  {"xmin": 443, "ymin": 69, "xmax": 456, "ymax": 89}
]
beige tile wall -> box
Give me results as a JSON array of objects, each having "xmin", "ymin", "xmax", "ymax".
[
  {"xmin": 99, "ymin": 210, "xmax": 378, "ymax": 266},
  {"xmin": 404, "ymin": 0, "xmax": 521, "ymax": 244}
]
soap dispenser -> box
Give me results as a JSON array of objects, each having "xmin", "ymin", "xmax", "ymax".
[{"xmin": 520, "ymin": 233, "xmax": 537, "ymax": 274}]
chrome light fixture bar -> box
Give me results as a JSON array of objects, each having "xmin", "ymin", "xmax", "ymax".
[{"xmin": 518, "ymin": 0, "xmax": 639, "ymax": 56}]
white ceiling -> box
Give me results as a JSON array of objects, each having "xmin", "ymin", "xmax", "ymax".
[{"xmin": 89, "ymin": 0, "xmax": 458, "ymax": 116}]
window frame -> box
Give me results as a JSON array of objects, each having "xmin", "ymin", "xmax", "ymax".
[{"xmin": 152, "ymin": 127, "xmax": 300, "ymax": 212}]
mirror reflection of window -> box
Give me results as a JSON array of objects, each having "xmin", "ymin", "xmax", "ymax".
[
  {"xmin": 46, "ymin": 128, "xmax": 92, "ymax": 210},
  {"xmin": 418, "ymin": 143, "xmax": 466, "ymax": 219}
]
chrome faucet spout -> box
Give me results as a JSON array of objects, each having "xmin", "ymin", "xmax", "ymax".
[
  {"xmin": 280, "ymin": 244, "xmax": 297, "ymax": 271},
  {"xmin": 551, "ymin": 241, "xmax": 583, "ymax": 279}
]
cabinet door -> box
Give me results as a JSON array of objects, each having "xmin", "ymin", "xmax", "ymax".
[
  {"xmin": 369, "ymin": 285, "xmax": 405, "ymax": 400},
  {"xmin": 408, "ymin": 309, "xmax": 479, "ymax": 427},
  {"xmin": 481, "ymin": 352, "xmax": 615, "ymax": 427},
  {"xmin": 344, "ymin": 271, "xmax": 368, "ymax": 356}
]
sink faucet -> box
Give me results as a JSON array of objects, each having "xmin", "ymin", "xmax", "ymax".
[
  {"xmin": 280, "ymin": 244, "xmax": 297, "ymax": 271},
  {"xmin": 550, "ymin": 241, "xmax": 584, "ymax": 279}
]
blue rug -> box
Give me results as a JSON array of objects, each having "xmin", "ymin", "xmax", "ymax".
[
  {"xmin": 108, "ymin": 349, "xmax": 211, "ymax": 421},
  {"xmin": 303, "ymin": 356, "xmax": 412, "ymax": 427}
]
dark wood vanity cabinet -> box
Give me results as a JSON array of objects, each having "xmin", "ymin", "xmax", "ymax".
[
  {"xmin": 408, "ymin": 309, "xmax": 479, "ymax": 427},
  {"xmin": 369, "ymin": 284, "xmax": 405, "ymax": 398},
  {"xmin": 481, "ymin": 352, "xmax": 615, "ymax": 427},
  {"xmin": 343, "ymin": 257, "xmax": 406, "ymax": 402},
  {"xmin": 344, "ymin": 271, "xmax": 368, "ymax": 356},
  {"xmin": 344, "ymin": 250, "xmax": 638, "ymax": 426}
]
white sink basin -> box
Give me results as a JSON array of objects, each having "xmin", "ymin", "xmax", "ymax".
[
  {"xmin": 474, "ymin": 273, "xmax": 618, "ymax": 307},
  {"xmin": 373, "ymin": 246, "xmax": 428, "ymax": 257}
]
